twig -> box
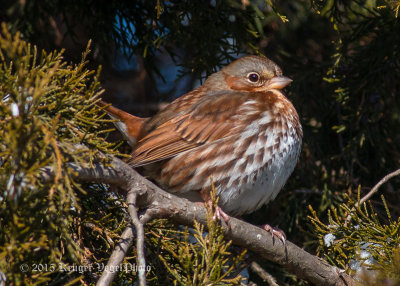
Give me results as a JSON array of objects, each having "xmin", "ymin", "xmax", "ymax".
[
  {"xmin": 358, "ymin": 168, "xmax": 400, "ymax": 206},
  {"xmin": 96, "ymin": 225, "xmax": 136, "ymax": 286},
  {"xmin": 83, "ymin": 222, "xmax": 114, "ymax": 245},
  {"xmin": 40, "ymin": 155, "xmax": 357, "ymax": 286},
  {"xmin": 127, "ymin": 191, "xmax": 147, "ymax": 286},
  {"xmin": 250, "ymin": 261, "xmax": 279, "ymax": 286},
  {"xmin": 344, "ymin": 169, "xmax": 400, "ymax": 225}
]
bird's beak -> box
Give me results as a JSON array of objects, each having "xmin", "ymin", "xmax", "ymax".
[{"xmin": 266, "ymin": 76, "xmax": 292, "ymax": 90}]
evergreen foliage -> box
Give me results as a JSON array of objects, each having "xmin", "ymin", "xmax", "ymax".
[
  {"xmin": 158, "ymin": 185, "xmax": 245, "ymax": 285},
  {"xmin": 0, "ymin": 23, "xmax": 120, "ymax": 285},
  {"xmin": 158, "ymin": 221, "xmax": 245, "ymax": 285},
  {"xmin": 151, "ymin": 200, "xmax": 246, "ymax": 285},
  {"xmin": 310, "ymin": 193, "xmax": 400, "ymax": 285}
]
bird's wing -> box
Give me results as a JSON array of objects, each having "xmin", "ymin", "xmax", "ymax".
[{"xmin": 129, "ymin": 91, "xmax": 262, "ymax": 167}]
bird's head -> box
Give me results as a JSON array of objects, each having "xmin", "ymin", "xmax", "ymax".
[{"xmin": 204, "ymin": 55, "xmax": 292, "ymax": 92}]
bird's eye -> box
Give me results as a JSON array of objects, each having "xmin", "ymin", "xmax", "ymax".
[{"xmin": 248, "ymin": 72, "xmax": 259, "ymax": 83}]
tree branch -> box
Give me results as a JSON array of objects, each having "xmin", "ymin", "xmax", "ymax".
[
  {"xmin": 96, "ymin": 225, "xmax": 135, "ymax": 286},
  {"xmin": 344, "ymin": 168, "xmax": 400, "ymax": 225},
  {"xmin": 40, "ymin": 156, "xmax": 357, "ymax": 286},
  {"xmin": 126, "ymin": 191, "xmax": 147, "ymax": 286},
  {"xmin": 249, "ymin": 261, "xmax": 279, "ymax": 286},
  {"xmin": 358, "ymin": 168, "xmax": 400, "ymax": 206}
]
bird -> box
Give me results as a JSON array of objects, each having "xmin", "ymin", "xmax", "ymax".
[{"xmin": 99, "ymin": 55, "xmax": 302, "ymax": 242}]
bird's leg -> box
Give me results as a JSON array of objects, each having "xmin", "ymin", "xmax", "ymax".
[
  {"xmin": 200, "ymin": 189, "xmax": 231, "ymax": 227},
  {"xmin": 259, "ymin": 224, "xmax": 286, "ymax": 245},
  {"xmin": 208, "ymin": 200, "xmax": 231, "ymax": 224}
]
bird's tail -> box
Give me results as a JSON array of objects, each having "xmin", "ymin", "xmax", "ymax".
[{"xmin": 97, "ymin": 100, "xmax": 147, "ymax": 147}]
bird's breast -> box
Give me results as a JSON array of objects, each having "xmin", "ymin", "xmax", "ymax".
[{"xmin": 215, "ymin": 112, "xmax": 302, "ymax": 216}]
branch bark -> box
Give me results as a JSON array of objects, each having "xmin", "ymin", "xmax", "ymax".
[
  {"xmin": 96, "ymin": 225, "xmax": 136, "ymax": 286},
  {"xmin": 40, "ymin": 156, "xmax": 357, "ymax": 286},
  {"xmin": 126, "ymin": 191, "xmax": 147, "ymax": 286}
]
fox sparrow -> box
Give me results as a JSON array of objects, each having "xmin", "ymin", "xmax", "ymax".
[{"xmin": 100, "ymin": 55, "xmax": 302, "ymax": 240}]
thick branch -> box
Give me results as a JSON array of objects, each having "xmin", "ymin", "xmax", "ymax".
[{"xmin": 41, "ymin": 156, "xmax": 357, "ymax": 286}]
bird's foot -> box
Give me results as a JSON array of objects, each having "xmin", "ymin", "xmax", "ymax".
[
  {"xmin": 200, "ymin": 188, "xmax": 231, "ymax": 228},
  {"xmin": 204, "ymin": 200, "xmax": 231, "ymax": 228},
  {"xmin": 259, "ymin": 224, "xmax": 286, "ymax": 245}
]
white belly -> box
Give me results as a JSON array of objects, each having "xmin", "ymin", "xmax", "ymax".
[
  {"xmin": 218, "ymin": 134, "xmax": 301, "ymax": 216},
  {"xmin": 216, "ymin": 114, "xmax": 302, "ymax": 216}
]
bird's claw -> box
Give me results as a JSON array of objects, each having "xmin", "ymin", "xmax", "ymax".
[
  {"xmin": 206, "ymin": 201, "xmax": 231, "ymax": 228},
  {"xmin": 260, "ymin": 224, "xmax": 286, "ymax": 245}
]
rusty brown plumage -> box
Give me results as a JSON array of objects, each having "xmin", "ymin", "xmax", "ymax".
[{"xmin": 101, "ymin": 55, "xmax": 302, "ymax": 240}]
